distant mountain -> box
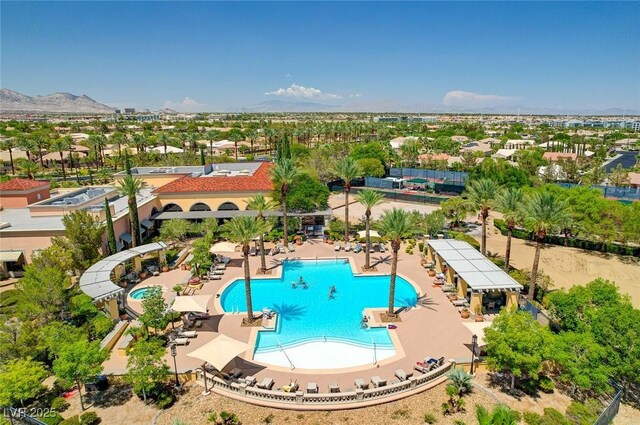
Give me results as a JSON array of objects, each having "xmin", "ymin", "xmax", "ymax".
[{"xmin": 0, "ymin": 88, "xmax": 115, "ymax": 113}]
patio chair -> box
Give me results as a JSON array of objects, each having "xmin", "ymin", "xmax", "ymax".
[
  {"xmin": 269, "ymin": 247, "xmax": 279, "ymax": 256},
  {"xmin": 222, "ymin": 368, "xmax": 242, "ymax": 380},
  {"xmin": 371, "ymin": 376, "xmax": 386, "ymax": 388},
  {"xmin": 334, "ymin": 242, "xmax": 342, "ymax": 251},
  {"xmin": 354, "ymin": 378, "xmax": 369, "ymax": 390},
  {"xmin": 288, "ymin": 242, "xmax": 295, "ymax": 252},
  {"xmin": 344, "ymin": 242, "xmax": 352, "ymax": 252},
  {"xmin": 177, "ymin": 330, "xmax": 197, "ymax": 338},
  {"xmin": 379, "ymin": 242, "xmax": 386, "ymax": 252},
  {"xmin": 257, "ymin": 377, "xmax": 274, "ymax": 390},
  {"xmin": 394, "ymin": 369, "xmax": 413, "ymax": 381},
  {"xmin": 212, "ymin": 270, "xmax": 224, "ymax": 275},
  {"xmin": 215, "ymin": 264, "xmax": 226, "ymax": 270},
  {"xmin": 306, "ymin": 382, "xmax": 318, "ymax": 393},
  {"xmin": 172, "ymin": 338, "xmax": 189, "ymax": 346},
  {"xmin": 240, "ymin": 375, "xmax": 256, "ymax": 386},
  {"xmin": 208, "ymin": 273, "xmax": 222, "ymax": 280},
  {"xmin": 353, "ymin": 243, "xmax": 362, "ymax": 253},
  {"xmin": 414, "ymin": 363, "xmax": 429, "ymax": 374},
  {"xmin": 328, "ymin": 383, "xmax": 340, "ymax": 393}
]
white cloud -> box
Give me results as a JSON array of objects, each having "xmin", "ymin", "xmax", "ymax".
[
  {"xmin": 265, "ymin": 83, "xmax": 342, "ymax": 100},
  {"xmin": 163, "ymin": 96, "xmax": 207, "ymax": 112},
  {"xmin": 349, "ymin": 94, "xmax": 362, "ymax": 98},
  {"xmin": 443, "ymin": 90, "xmax": 516, "ymax": 107}
]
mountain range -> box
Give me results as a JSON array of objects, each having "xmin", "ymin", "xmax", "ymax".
[{"xmin": 0, "ymin": 89, "xmax": 115, "ymax": 113}]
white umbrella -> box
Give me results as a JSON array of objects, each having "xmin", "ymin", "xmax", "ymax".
[
  {"xmin": 358, "ymin": 230, "xmax": 381, "ymax": 239},
  {"xmin": 188, "ymin": 334, "xmax": 250, "ymax": 371},
  {"xmin": 209, "ymin": 241, "xmax": 238, "ymax": 253},
  {"xmin": 170, "ymin": 295, "xmax": 213, "ymax": 313},
  {"xmin": 462, "ymin": 321, "xmax": 492, "ymax": 347}
]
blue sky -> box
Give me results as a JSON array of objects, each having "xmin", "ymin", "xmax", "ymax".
[{"xmin": 2, "ymin": 1, "xmax": 639, "ymax": 112}]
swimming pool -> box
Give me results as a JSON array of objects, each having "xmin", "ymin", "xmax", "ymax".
[
  {"xmin": 129, "ymin": 286, "xmax": 162, "ymax": 300},
  {"xmin": 220, "ymin": 259, "xmax": 418, "ymax": 368}
]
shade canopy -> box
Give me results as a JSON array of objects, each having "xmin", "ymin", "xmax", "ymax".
[
  {"xmin": 187, "ymin": 334, "xmax": 250, "ymax": 371},
  {"xmin": 0, "ymin": 250, "xmax": 24, "ymax": 262},
  {"xmin": 210, "ymin": 242, "xmax": 238, "ymax": 253},
  {"xmin": 170, "ymin": 295, "xmax": 213, "ymax": 313},
  {"xmin": 357, "ymin": 230, "xmax": 381, "ymax": 239}
]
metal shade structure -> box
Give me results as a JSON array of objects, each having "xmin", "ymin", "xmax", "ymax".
[
  {"xmin": 357, "ymin": 230, "xmax": 381, "ymax": 239},
  {"xmin": 187, "ymin": 334, "xmax": 250, "ymax": 371},
  {"xmin": 170, "ymin": 295, "xmax": 213, "ymax": 313},
  {"xmin": 209, "ymin": 241, "xmax": 238, "ymax": 254}
]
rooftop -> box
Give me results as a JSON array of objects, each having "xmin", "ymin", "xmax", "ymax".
[{"xmin": 0, "ymin": 178, "xmax": 49, "ymax": 192}]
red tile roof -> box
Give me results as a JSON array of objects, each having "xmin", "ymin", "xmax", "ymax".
[
  {"xmin": 0, "ymin": 178, "xmax": 50, "ymax": 192},
  {"xmin": 153, "ymin": 162, "xmax": 275, "ymax": 194}
]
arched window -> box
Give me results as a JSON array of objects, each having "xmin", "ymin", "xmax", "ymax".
[
  {"xmin": 190, "ymin": 202, "xmax": 212, "ymax": 212},
  {"xmin": 151, "ymin": 207, "xmax": 160, "ymax": 216},
  {"xmin": 218, "ymin": 202, "xmax": 239, "ymax": 211},
  {"xmin": 162, "ymin": 203, "xmax": 183, "ymax": 212}
]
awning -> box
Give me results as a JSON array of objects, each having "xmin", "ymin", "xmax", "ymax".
[
  {"xmin": 187, "ymin": 334, "xmax": 250, "ymax": 371},
  {"xmin": 120, "ymin": 233, "xmax": 132, "ymax": 243},
  {"xmin": 141, "ymin": 219, "xmax": 154, "ymax": 229},
  {"xmin": 170, "ymin": 295, "xmax": 213, "ymax": 313},
  {"xmin": 357, "ymin": 230, "xmax": 381, "ymax": 239},
  {"xmin": 116, "ymin": 241, "xmax": 124, "ymax": 251},
  {"xmin": 210, "ymin": 242, "xmax": 238, "ymax": 253},
  {"xmin": 0, "ymin": 250, "xmax": 24, "ymax": 262}
]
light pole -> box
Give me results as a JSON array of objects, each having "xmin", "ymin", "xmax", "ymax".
[
  {"xmin": 470, "ymin": 334, "xmax": 478, "ymax": 375},
  {"xmin": 170, "ymin": 343, "xmax": 180, "ymax": 389}
]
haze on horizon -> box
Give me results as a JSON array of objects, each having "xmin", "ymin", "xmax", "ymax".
[{"xmin": 1, "ymin": 1, "xmax": 639, "ymax": 114}]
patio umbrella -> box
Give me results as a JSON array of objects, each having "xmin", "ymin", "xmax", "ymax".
[
  {"xmin": 188, "ymin": 334, "xmax": 250, "ymax": 371},
  {"xmin": 462, "ymin": 321, "xmax": 492, "ymax": 347},
  {"xmin": 357, "ymin": 230, "xmax": 381, "ymax": 239},
  {"xmin": 209, "ymin": 241, "xmax": 238, "ymax": 254},
  {"xmin": 170, "ymin": 295, "xmax": 213, "ymax": 313}
]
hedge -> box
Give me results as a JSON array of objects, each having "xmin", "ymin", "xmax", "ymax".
[
  {"xmin": 493, "ymin": 219, "xmax": 640, "ymax": 257},
  {"xmin": 449, "ymin": 231, "xmax": 481, "ymax": 250}
]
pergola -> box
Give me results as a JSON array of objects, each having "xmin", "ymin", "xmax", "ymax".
[{"xmin": 426, "ymin": 239, "xmax": 522, "ymax": 312}]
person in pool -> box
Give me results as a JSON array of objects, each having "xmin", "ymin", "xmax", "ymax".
[{"xmin": 298, "ymin": 276, "xmax": 304, "ymax": 285}]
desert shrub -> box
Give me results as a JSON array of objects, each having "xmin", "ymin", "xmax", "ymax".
[
  {"xmin": 261, "ymin": 414, "xmax": 274, "ymax": 424},
  {"xmin": 50, "ymin": 397, "xmax": 69, "ymax": 412},
  {"xmin": 565, "ymin": 400, "xmax": 600, "ymax": 425},
  {"xmin": 423, "ymin": 412, "xmax": 437, "ymax": 423},
  {"xmin": 523, "ymin": 411, "xmax": 543, "ymax": 425},
  {"xmin": 79, "ymin": 411, "xmax": 100, "ymax": 425},
  {"xmin": 538, "ymin": 376, "xmax": 555, "ymax": 393},
  {"xmin": 40, "ymin": 414, "xmax": 64, "ymax": 425},
  {"xmin": 59, "ymin": 416, "xmax": 80, "ymax": 425},
  {"xmin": 390, "ymin": 408, "xmax": 410, "ymax": 419},
  {"xmin": 541, "ymin": 408, "xmax": 570, "ymax": 425}
]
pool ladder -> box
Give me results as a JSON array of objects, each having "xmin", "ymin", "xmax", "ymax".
[
  {"xmin": 372, "ymin": 337, "xmax": 378, "ymax": 365},
  {"xmin": 276, "ymin": 338, "xmax": 295, "ymax": 370}
]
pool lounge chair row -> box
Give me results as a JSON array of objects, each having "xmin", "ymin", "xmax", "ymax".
[{"xmin": 334, "ymin": 242, "xmax": 386, "ymax": 252}]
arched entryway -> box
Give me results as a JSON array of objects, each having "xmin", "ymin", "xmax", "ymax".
[
  {"xmin": 190, "ymin": 202, "xmax": 212, "ymax": 212},
  {"xmin": 162, "ymin": 203, "xmax": 183, "ymax": 212},
  {"xmin": 218, "ymin": 202, "xmax": 239, "ymax": 211}
]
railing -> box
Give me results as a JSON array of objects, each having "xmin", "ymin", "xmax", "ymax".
[
  {"xmin": 195, "ymin": 361, "xmax": 453, "ymax": 408},
  {"xmin": 594, "ymin": 380, "xmax": 623, "ymax": 425}
]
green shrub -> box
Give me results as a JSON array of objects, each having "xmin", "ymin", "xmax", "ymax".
[
  {"xmin": 449, "ymin": 231, "xmax": 480, "ymax": 250},
  {"xmin": 390, "ymin": 408, "xmax": 410, "ymax": 419},
  {"xmin": 60, "ymin": 415, "xmax": 80, "ymax": 425},
  {"xmin": 538, "ymin": 376, "xmax": 555, "ymax": 393},
  {"xmin": 91, "ymin": 314, "xmax": 115, "ymax": 340},
  {"xmin": 79, "ymin": 411, "xmax": 100, "ymax": 425},
  {"xmin": 423, "ymin": 412, "xmax": 437, "ymax": 424},
  {"xmin": 565, "ymin": 400, "xmax": 600, "ymax": 425},
  {"xmin": 523, "ymin": 411, "xmax": 542, "ymax": 425},
  {"xmin": 541, "ymin": 408, "xmax": 570, "ymax": 425},
  {"xmin": 262, "ymin": 414, "xmax": 274, "ymax": 424},
  {"xmin": 156, "ymin": 391, "xmax": 176, "ymax": 409},
  {"xmin": 51, "ymin": 396, "xmax": 70, "ymax": 412},
  {"xmin": 41, "ymin": 414, "xmax": 65, "ymax": 425},
  {"xmin": 418, "ymin": 242, "xmax": 424, "ymax": 252}
]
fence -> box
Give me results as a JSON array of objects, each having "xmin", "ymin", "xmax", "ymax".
[
  {"xmin": 594, "ymin": 380, "xmax": 623, "ymax": 425},
  {"xmin": 353, "ymin": 186, "xmax": 449, "ymax": 205},
  {"xmin": 557, "ymin": 182, "xmax": 640, "ymax": 202}
]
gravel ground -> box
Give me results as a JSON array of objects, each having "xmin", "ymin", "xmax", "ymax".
[{"xmin": 156, "ymin": 381, "xmax": 497, "ymax": 425}]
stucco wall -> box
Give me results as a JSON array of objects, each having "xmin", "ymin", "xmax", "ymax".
[
  {"xmin": 0, "ymin": 231, "xmax": 64, "ymax": 263},
  {"xmin": 0, "ymin": 188, "xmax": 50, "ymax": 209}
]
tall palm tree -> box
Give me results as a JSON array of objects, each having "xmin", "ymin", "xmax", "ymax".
[
  {"xmin": 523, "ymin": 191, "xmax": 568, "ymax": 299},
  {"xmin": 270, "ymin": 159, "xmax": 301, "ymax": 246},
  {"xmin": 16, "ymin": 137, "xmax": 36, "ymax": 162},
  {"xmin": 355, "ymin": 188, "xmax": 385, "ymax": 270},
  {"xmin": 334, "ymin": 157, "xmax": 363, "ymax": 242},
  {"xmin": 494, "ymin": 187, "xmax": 524, "ymax": 271},
  {"xmin": 229, "ymin": 132, "xmax": 243, "ymax": 160},
  {"xmin": 16, "ymin": 158, "xmax": 40, "ymax": 179},
  {"xmin": 49, "ymin": 137, "xmax": 71, "ymax": 181},
  {"xmin": 0, "ymin": 138, "xmax": 16, "ymax": 175},
  {"xmin": 246, "ymin": 129, "xmax": 258, "ymax": 153},
  {"xmin": 247, "ymin": 194, "xmax": 278, "ymax": 273},
  {"xmin": 221, "ymin": 216, "xmax": 268, "ymax": 322},
  {"xmin": 464, "ymin": 178, "xmax": 500, "ymax": 255},
  {"xmin": 377, "ymin": 208, "xmax": 414, "ymax": 316},
  {"xmin": 157, "ymin": 133, "xmax": 170, "ymax": 155},
  {"xmin": 117, "ymin": 175, "xmax": 146, "ymax": 247}
]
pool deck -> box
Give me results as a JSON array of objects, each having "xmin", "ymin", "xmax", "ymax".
[{"xmin": 103, "ymin": 238, "xmax": 476, "ymax": 393}]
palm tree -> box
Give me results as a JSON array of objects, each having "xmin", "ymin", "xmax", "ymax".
[
  {"xmin": 377, "ymin": 208, "xmax": 413, "ymax": 317},
  {"xmin": 523, "ymin": 191, "xmax": 569, "ymax": 299},
  {"xmin": 16, "ymin": 137, "xmax": 36, "ymax": 162},
  {"xmin": 494, "ymin": 187, "xmax": 524, "ymax": 271},
  {"xmin": 157, "ymin": 133, "xmax": 170, "ymax": 155},
  {"xmin": 246, "ymin": 129, "xmax": 258, "ymax": 153},
  {"xmin": 117, "ymin": 175, "xmax": 146, "ymax": 247},
  {"xmin": 229, "ymin": 132, "xmax": 243, "ymax": 160},
  {"xmin": 464, "ymin": 179, "xmax": 500, "ymax": 255},
  {"xmin": 334, "ymin": 157, "xmax": 363, "ymax": 242},
  {"xmin": 96, "ymin": 167, "xmax": 112, "ymax": 184},
  {"xmin": 16, "ymin": 159, "xmax": 40, "ymax": 179},
  {"xmin": 221, "ymin": 216, "xmax": 268, "ymax": 323},
  {"xmin": 354, "ymin": 189, "xmax": 385, "ymax": 270},
  {"xmin": 270, "ymin": 159, "xmax": 301, "ymax": 246},
  {"xmin": 0, "ymin": 138, "xmax": 16, "ymax": 175},
  {"xmin": 49, "ymin": 137, "xmax": 71, "ymax": 181},
  {"xmin": 247, "ymin": 194, "xmax": 278, "ymax": 274},
  {"xmin": 476, "ymin": 404, "xmax": 520, "ymax": 425}
]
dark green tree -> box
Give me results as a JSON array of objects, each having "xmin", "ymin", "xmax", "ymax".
[{"xmin": 105, "ymin": 198, "xmax": 117, "ymax": 255}]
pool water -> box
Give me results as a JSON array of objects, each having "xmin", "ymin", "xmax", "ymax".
[
  {"xmin": 129, "ymin": 286, "xmax": 161, "ymax": 300},
  {"xmin": 220, "ymin": 259, "xmax": 418, "ymax": 355}
]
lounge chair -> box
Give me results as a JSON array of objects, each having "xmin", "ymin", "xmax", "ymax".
[
  {"xmin": 328, "ymin": 383, "xmax": 340, "ymax": 393},
  {"xmin": 371, "ymin": 376, "xmax": 386, "ymax": 388},
  {"xmin": 334, "ymin": 242, "xmax": 342, "ymax": 251},
  {"xmin": 172, "ymin": 338, "xmax": 189, "ymax": 346},
  {"xmin": 222, "ymin": 368, "xmax": 242, "ymax": 380},
  {"xmin": 215, "ymin": 264, "xmax": 226, "ymax": 270},
  {"xmin": 306, "ymin": 382, "xmax": 318, "ymax": 393},
  {"xmin": 212, "ymin": 270, "xmax": 224, "ymax": 275},
  {"xmin": 354, "ymin": 378, "xmax": 369, "ymax": 390},
  {"xmin": 344, "ymin": 243, "xmax": 352, "ymax": 252},
  {"xmin": 269, "ymin": 247, "xmax": 279, "ymax": 256},
  {"xmin": 177, "ymin": 330, "xmax": 197, "ymax": 338},
  {"xmin": 414, "ymin": 362, "xmax": 432, "ymax": 374},
  {"xmin": 353, "ymin": 243, "xmax": 362, "ymax": 253},
  {"xmin": 207, "ymin": 273, "xmax": 222, "ymax": 280},
  {"xmin": 257, "ymin": 377, "xmax": 274, "ymax": 390},
  {"xmin": 394, "ymin": 369, "xmax": 413, "ymax": 381},
  {"xmin": 379, "ymin": 242, "xmax": 386, "ymax": 252},
  {"xmin": 240, "ymin": 375, "xmax": 256, "ymax": 386},
  {"xmin": 288, "ymin": 242, "xmax": 295, "ymax": 252}
]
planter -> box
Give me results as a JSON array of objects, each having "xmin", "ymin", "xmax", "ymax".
[
  {"xmin": 461, "ymin": 310, "xmax": 470, "ymax": 319},
  {"xmin": 162, "ymin": 266, "xmax": 169, "ymax": 273},
  {"xmin": 139, "ymin": 272, "xmax": 147, "ymax": 279},
  {"xmin": 428, "ymin": 269, "xmax": 436, "ymax": 277},
  {"xmin": 474, "ymin": 314, "xmax": 485, "ymax": 322},
  {"xmin": 186, "ymin": 265, "xmax": 192, "ymax": 271},
  {"xmin": 296, "ymin": 240, "xmax": 303, "ymax": 246},
  {"xmin": 448, "ymin": 294, "xmax": 458, "ymax": 301},
  {"xmin": 180, "ymin": 264, "xmax": 186, "ymax": 271}
]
